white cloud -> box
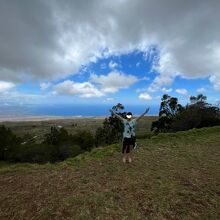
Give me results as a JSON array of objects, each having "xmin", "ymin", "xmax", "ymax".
[
  {"xmin": 90, "ymin": 71, "xmax": 138, "ymax": 93},
  {"xmin": 210, "ymin": 75, "xmax": 220, "ymax": 91},
  {"xmin": 149, "ymin": 51, "xmax": 179, "ymax": 91},
  {"xmin": 175, "ymin": 88, "xmax": 188, "ymax": 95},
  {"xmin": 136, "ymin": 62, "xmax": 140, "ymax": 67},
  {"xmin": 139, "ymin": 92, "xmax": 152, "ymax": 100},
  {"xmin": 0, "ymin": 0, "xmax": 220, "ymax": 92},
  {"xmin": 162, "ymin": 87, "xmax": 173, "ymax": 93},
  {"xmin": 40, "ymin": 82, "xmax": 51, "ymax": 90},
  {"xmin": 81, "ymin": 65, "xmax": 88, "ymax": 72},
  {"xmin": 148, "ymin": 75, "xmax": 175, "ymax": 93},
  {"xmin": 136, "ymin": 88, "xmax": 147, "ymax": 93},
  {"xmin": 0, "ymin": 81, "xmax": 15, "ymax": 92},
  {"xmin": 100, "ymin": 63, "xmax": 107, "ymax": 69},
  {"xmin": 54, "ymin": 80, "xmax": 104, "ymax": 98},
  {"xmin": 140, "ymin": 76, "xmax": 150, "ymax": 81},
  {"xmin": 0, "ymin": 91, "xmax": 48, "ymax": 105},
  {"xmin": 196, "ymin": 87, "xmax": 206, "ymax": 93},
  {"xmin": 108, "ymin": 60, "xmax": 118, "ymax": 69},
  {"xmin": 105, "ymin": 97, "xmax": 114, "ymax": 102}
]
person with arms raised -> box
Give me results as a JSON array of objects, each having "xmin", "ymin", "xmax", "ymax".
[{"xmin": 109, "ymin": 107, "xmax": 150, "ymax": 163}]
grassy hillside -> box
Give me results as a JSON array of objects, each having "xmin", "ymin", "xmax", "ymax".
[{"xmin": 0, "ymin": 126, "xmax": 220, "ymax": 219}]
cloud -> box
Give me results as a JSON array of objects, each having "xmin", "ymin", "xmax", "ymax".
[
  {"xmin": 148, "ymin": 73, "xmax": 174, "ymax": 92},
  {"xmin": 140, "ymin": 76, "xmax": 150, "ymax": 81},
  {"xmin": 0, "ymin": 91, "xmax": 48, "ymax": 105},
  {"xmin": 90, "ymin": 71, "xmax": 138, "ymax": 93},
  {"xmin": 0, "ymin": 0, "xmax": 220, "ymax": 92},
  {"xmin": 108, "ymin": 60, "xmax": 118, "ymax": 69},
  {"xmin": 104, "ymin": 97, "xmax": 114, "ymax": 102},
  {"xmin": 136, "ymin": 88, "xmax": 147, "ymax": 93},
  {"xmin": 139, "ymin": 92, "xmax": 152, "ymax": 100},
  {"xmin": 40, "ymin": 82, "xmax": 52, "ymax": 90},
  {"xmin": 0, "ymin": 81, "xmax": 15, "ymax": 92},
  {"xmin": 0, "ymin": 1, "xmax": 78, "ymax": 82},
  {"xmin": 175, "ymin": 88, "xmax": 188, "ymax": 95},
  {"xmin": 196, "ymin": 87, "xmax": 206, "ymax": 93},
  {"xmin": 210, "ymin": 75, "xmax": 220, "ymax": 91},
  {"xmin": 161, "ymin": 87, "xmax": 173, "ymax": 93},
  {"xmin": 54, "ymin": 80, "xmax": 104, "ymax": 98},
  {"xmin": 136, "ymin": 62, "xmax": 140, "ymax": 67},
  {"xmin": 100, "ymin": 63, "xmax": 107, "ymax": 69}
]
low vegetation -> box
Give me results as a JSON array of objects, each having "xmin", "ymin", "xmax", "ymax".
[
  {"xmin": 0, "ymin": 126, "xmax": 219, "ymax": 219},
  {"xmin": 0, "ymin": 125, "xmax": 94, "ymax": 163},
  {"xmin": 152, "ymin": 94, "xmax": 220, "ymax": 132}
]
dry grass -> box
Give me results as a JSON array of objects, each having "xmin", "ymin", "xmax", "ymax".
[{"xmin": 0, "ymin": 126, "xmax": 220, "ymax": 219}]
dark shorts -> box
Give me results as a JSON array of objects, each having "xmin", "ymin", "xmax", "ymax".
[{"xmin": 122, "ymin": 137, "xmax": 136, "ymax": 153}]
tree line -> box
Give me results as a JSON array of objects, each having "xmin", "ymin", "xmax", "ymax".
[
  {"xmin": 151, "ymin": 94, "xmax": 220, "ymax": 133},
  {"xmin": 0, "ymin": 126, "xmax": 94, "ymax": 163}
]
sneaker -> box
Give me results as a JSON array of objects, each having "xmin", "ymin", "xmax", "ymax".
[
  {"xmin": 123, "ymin": 157, "xmax": 126, "ymax": 163},
  {"xmin": 128, "ymin": 157, "xmax": 132, "ymax": 163}
]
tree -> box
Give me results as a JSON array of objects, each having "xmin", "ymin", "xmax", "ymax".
[
  {"xmin": 112, "ymin": 103, "xmax": 124, "ymax": 112},
  {"xmin": 73, "ymin": 130, "xmax": 94, "ymax": 151},
  {"xmin": 0, "ymin": 125, "xmax": 21, "ymax": 160},
  {"xmin": 151, "ymin": 95, "xmax": 183, "ymax": 132},
  {"xmin": 159, "ymin": 94, "xmax": 183, "ymax": 118},
  {"xmin": 44, "ymin": 127, "xmax": 69, "ymax": 146},
  {"xmin": 95, "ymin": 103, "xmax": 127, "ymax": 146},
  {"xmin": 153, "ymin": 93, "xmax": 220, "ymax": 132},
  {"xmin": 189, "ymin": 94, "xmax": 208, "ymax": 108}
]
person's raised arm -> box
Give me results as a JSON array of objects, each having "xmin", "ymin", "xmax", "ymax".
[
  {"xmin": 109, "ymin": 109, "xmax": 124, "ymax": 121},
  {"xmin": 136, "ymin": 107, "xmax": 150, "ymax": 121}
]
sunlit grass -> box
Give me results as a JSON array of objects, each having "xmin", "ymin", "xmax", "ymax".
[{"xmin": 1, "ymin": 126, "xmax": 220, "ymax": 219}]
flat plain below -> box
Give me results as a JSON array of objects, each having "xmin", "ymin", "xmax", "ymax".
[{"xmin": 0, "ymin": 116, "xmax": 158, "ymax": 139}]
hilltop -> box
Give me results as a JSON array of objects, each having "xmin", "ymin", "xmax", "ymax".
[{"xmin": 0, "ymin": 126, "xmax": 220, "ymax": 219}]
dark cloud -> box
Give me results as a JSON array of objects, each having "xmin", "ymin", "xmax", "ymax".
[
  {"xmin": 0, "ymin": 0, "xmax": 220, "ymax": 90},
  {"xmin": 0, "ymin": 0, "xmax": 74, "ymax": 81}
]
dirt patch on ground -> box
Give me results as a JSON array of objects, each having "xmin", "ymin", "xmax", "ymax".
[{"xmin": 0, "ymin": 136, "xmax": 220, "ymax": 219}]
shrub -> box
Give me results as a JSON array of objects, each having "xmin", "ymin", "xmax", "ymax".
[
  {"xmin": 72, "ymin": 130, "xmax": 95, "ymax": 151},
  {"xmin": 8, "ymin": 143, "xmax": 55, "ymax": 163},
  {"xmin": 0, "ymin": 125, "xmax": 21, "ymax": 160},
  {"xmin": 44, "ymin": 127, "xmax": 69, "ymax": 146},
  {"xmin": 95, "ymin": 103, "xmax": 126, "ymax": 147},
  {"xmin": 152, "ymin": 94, "xmax": 220, "ymax": 133},
  {"xmin": 171, "ymin": 105, "xmax": 220, "ymax": 131},
  {"xmin": 1, "ymin": 125, "xmax": 94, "ymax": 164}
]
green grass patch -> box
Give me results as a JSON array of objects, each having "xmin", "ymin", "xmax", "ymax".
[
  {"xmin": 0, "ymin": 126, "xmax": 220, "ymax": 219},
  {"xmin": 63, "ymin": 143, "xmax": 121, "ymax": 166}
]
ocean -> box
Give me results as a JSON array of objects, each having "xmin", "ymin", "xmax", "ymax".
[{"xmin": 0, "ymin": 104, "xmax": 159, "ymax": 118}]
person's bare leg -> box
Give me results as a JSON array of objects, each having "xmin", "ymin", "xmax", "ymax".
[
  {"xmin": 126, "ymin": 145, "xmax": 129, "ymax": 162},
  {"xmin": 123, "ymin": 145, "xmax": 127, "ymax": 163},
  {"xmin": 123, "ymin": 153, "xmax": 126, "ymax": 163},
  {"xmin": 128, "ymin": 145, "xmax": 133, "ymax": 163},
  {"xmin": 124, "ymin": 145, "xmax": 130, "ymax": 162}
]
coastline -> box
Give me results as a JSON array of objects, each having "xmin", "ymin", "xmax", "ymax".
[
  {"xmin": 0, "ymin": 114, "xmax": 156, "ymax": 123},
  {"xmin": 0, "ymin": 115, "xmax": 108, "ymax": 122}
]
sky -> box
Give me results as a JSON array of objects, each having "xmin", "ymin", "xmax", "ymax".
[{"xmin": 0, "ymin": 0, "xmax": 220, "ymax": 116}]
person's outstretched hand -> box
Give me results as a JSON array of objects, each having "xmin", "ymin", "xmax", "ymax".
[{"xmin": 145, "ymin": 107, "xmax": 150, "ymax": 114}]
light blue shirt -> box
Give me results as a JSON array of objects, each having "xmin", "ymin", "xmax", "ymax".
[{"xmin": 122, "ymin": 118, "xmax": 137, "ymax": 138}]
